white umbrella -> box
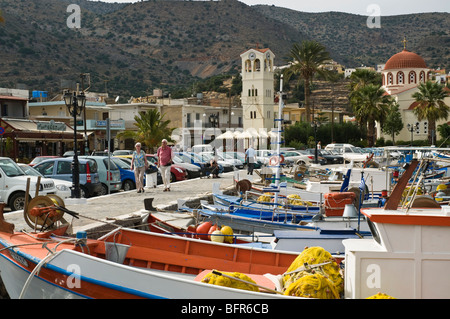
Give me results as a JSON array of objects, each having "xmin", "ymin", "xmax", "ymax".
[{"xmin": 216, "ymin": 130, "xmax": 235, "ymax": 140}]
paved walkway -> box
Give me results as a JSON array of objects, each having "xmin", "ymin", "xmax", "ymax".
[{"xmin": 4, "ymin": 170, "xmax": 252, "ymax": 236}]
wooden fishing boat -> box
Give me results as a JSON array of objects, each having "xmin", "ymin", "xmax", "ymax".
[{"xmin": 0, "ymin": 202, "xmax": 306, "ymax": 299}]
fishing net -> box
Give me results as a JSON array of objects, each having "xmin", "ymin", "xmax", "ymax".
[
  {"xmin": 201, "ymin": 271, "xmax": 259, "ymax": 292},
  {"xmin": 282, "ymin": 246, "xmax": 343, "ymax": 297},
  {"xmin": 283, "ymin": 272, "xmax": 339, "ymax": 299},
  {"xmin": 366, "ymin": 292, "xmax": 396, "ymax": 299}
]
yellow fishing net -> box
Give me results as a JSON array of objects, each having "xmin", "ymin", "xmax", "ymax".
[
  {"xmin": 257, "ymin": 192, "xmax": 273, "ymax": 202},
  {"xmin": 282, "ymin": 246, "xmax": 343, "ymax": 298},
  {"xmin": 284, "ymin": 272, "xmax": 339, "ymax": 299},
  {"xmin": 366, "ymin": 292, "xmax": 396, "ymax": 299},
  {"xmin": 287, "ymin": 194, "xmax": 313, "ymax": 206},
  {"xmin": 201, "ymin": 271, "xmax": 259, "ymax": 292}
]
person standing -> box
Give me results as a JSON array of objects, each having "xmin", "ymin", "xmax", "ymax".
[
  {"xmin": 245, "ymin": 145, "xmax": 256, "ymax": 175},
  {"xmin": 131, "ymin": 142, "xmax": 148, "ymax": 193},
  {"xmin": 157, "ymin": 139, "xmax": 173, "ymax": 192}
]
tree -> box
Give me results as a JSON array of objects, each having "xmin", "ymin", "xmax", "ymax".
[
  {"xmin": 382, "ymin": 102, "xmax": 403, "ymax": 144},
  {"xmin": 284, "ymin": 40, "xmax": 332, "ymax": 122},
  {"xmin": 117, "ymin": 109, "xmax": 173, "ymax": 153},
  {"xmin": 0, "ymin": 10, "xmax": 4, "ymax": 24},
  {"xmin": 412, "ymin": 81, "xmax": 449, "ymax": 144},
  {"xmin": 352, "ymin": 84, "xmax": 391, "ymax": 147}
]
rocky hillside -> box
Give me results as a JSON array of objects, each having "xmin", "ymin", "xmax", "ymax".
[{"xmin": 0, "ymin": 0, "xmax": 448, "ymax": 100}]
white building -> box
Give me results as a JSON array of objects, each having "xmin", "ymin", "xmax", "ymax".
[
  {"xmin": 377, "ymin": 48, "xmax": 450, "ymax": 143},
  {"xmin": 240, "ymin": 48, "xmax": 275, "ymax": 132}
]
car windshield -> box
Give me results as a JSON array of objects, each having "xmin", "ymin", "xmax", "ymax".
[
  {"xmin": 111, "ymin": 157, "xmax": 130, "ymax": 169},
  {"xmin": 103, "ymin": 159, "xmax": 119, "ymax": 171},
  {"xmin": 0, "ymin": 159, "xmax": 26, "ymax": 177},
  {"xmin": 19, "ymin": 164, "xmax": 43, "ymax": 177}
]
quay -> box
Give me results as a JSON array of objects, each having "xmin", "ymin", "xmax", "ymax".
[{"xmin": 4, "ymin": 170, "xmax": 246, "ymax": 238}]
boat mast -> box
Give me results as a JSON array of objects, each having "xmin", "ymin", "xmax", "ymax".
[{"xmin": 274, "ymin": 75, "xmax": 284, "ymax": 204}]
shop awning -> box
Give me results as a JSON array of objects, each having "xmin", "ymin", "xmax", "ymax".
[{"xmin": 0, "ymin": 118, "xmax": 82, "ymax": 142}]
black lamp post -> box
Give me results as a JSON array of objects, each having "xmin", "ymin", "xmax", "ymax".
[
  {"xmin": 407, "ymin": 122, "xmax": 419, "ymax": 146},
  {"xmin": 311, "ymin": 120, "xmax": 320, "ymax": 164},
  {"xmin": 64, "ymin": 91, "xmax": 86, "ymax": 198}
]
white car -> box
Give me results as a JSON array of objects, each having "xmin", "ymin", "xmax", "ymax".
[
  {"xmin": 281, "ymin": 150, "xmax": 314, "ymax": 165},
  {"xmin": 0, "ymin": 158, "xmax": 57, "ymax": 211},
  {"xmin": 19, "ymin": 163, "xmax": 72, "ymax": 199}
]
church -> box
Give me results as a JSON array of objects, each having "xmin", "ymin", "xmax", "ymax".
[{"xmin": 377, "ymin": 45, "xmax": 450, "ymax": 144}]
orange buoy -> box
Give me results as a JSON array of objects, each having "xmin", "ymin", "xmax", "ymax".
[{"xmin": 196, "ymin": 222, "xmax": 212, "ymax": 240}]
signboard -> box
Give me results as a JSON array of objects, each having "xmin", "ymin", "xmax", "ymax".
[
  {"xmin": 37, "ymin": 120, "xmax": 66, "ymax": 131},
  {"xmin": 0, "ymin": 127, "xmax": 4, "ymax": 135}
]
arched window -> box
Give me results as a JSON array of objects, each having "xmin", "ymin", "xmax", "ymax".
[
  {"xmin": 245, "ymin": 60, "xmax": 252, "ymax": 72},
  {"xmin": 387, "ymin": 72, "xmax": 393, "ymax": 85},
  {"xmin": 254, "ymin": 59, "xmax": 261, "ymax": 72},
  {"xmin": 409, "ymin": 71, "xmax": 416, "ymax": 84},
  {"xmin": 397, "ymin": 71, "xmax": 404, "ymax": 84},
  {"xmin": 419, "ymin": 71, "xmax": 425, "ymax": 82},
  {"xmin": 382, "ymin": 74, "xmax": 385, "ymax": 86}
]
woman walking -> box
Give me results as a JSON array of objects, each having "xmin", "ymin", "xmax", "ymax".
[
  {"xmin": 131, "ymin": 142, "xmax": 148, "ymax": 193},
  {"xmin": 157, "ymin": 139, "xmax": 173, "ymax": 192}
]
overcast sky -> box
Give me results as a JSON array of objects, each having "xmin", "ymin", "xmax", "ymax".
[{"xmin": 96, "ymin": 0, "xmax": 449, "ymax": 16}]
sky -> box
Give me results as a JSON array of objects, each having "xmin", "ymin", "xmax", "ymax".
[{"xmin": 95, "ymin": 0, "xmax": 450, "ymax": 16}]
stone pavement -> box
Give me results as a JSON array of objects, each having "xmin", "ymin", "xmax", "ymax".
[{"xmin": 4, "ymin": 169, "xmax": 251, "ymax": 237}]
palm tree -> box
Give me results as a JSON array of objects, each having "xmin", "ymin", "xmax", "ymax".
[
  {"xmin": 352, "ymin": 84, "xmax": 392, "ymax": 146},
  {"xmin": 284, "ymin": 40, "xmax": 331, "ymax": 122},
  {"xmin": 412, "ymin": 81, "xmax": 449, "ymax": 144},
  {"xmin": 117, "ymin": 109, "xmax": 173, "ymax": 153},
  {"xmin": 348, "ymin": 69, "xmax": 382, "ymax": 95}
]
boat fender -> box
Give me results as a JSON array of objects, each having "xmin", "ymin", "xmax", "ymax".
[{"xmin": 196, "ymin": 222, "xmax": 212, "ymax": 240}]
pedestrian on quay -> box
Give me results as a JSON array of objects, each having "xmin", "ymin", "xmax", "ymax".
[
  {"xmin": 131, "ymin": 142, "xmax": 148, "ymax": 193},
  {"xmin": 245, "ymin": 145, "xmax": 256, "ymax": 175},
  {"xmin": 157, "ymin": 139, "xmax": 174, "ymax": 192}
]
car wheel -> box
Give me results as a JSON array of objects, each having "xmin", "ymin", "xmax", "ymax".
[
  {"xmin": 80, "ymin": 186, "xmax": 87, "ymax": 198},
  {"xmin": 123, "ymin": 180, "xmax": 135, "ymax": 191},
  {"xmin": 9, "ymin": 192, "xmax": 29, "ymax": 211},
  {"xmin": 171, "ymin": 172, "xmax": 176, "ymax": 183},
  {"xmin": 98, "ymin": 184, "xmax": 108, "ymax": 196}
]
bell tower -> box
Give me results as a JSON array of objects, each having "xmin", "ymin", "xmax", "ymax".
[{"xmin": 240, "ymin": 48, "xmax": 275, "ymax": 132}]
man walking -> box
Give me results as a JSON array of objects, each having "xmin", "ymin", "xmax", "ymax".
[
  {"xmin": 157, "ymin": 139, "xmax": 173, "ymax": 191},
  {"xmin": 245, "ymin": 145, "xmax": 256, "ymax": 175}
]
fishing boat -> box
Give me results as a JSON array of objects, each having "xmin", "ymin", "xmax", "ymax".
[
  {"xmin": 343, "ymin": 159, "xmax": 450, "ymax": 298},
  {"xmin": 0, "ymin": 204, "xmax": 308, "ymax": 299}
]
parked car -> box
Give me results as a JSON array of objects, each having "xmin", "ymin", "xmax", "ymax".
[
  {"xmin": 112, "ymin": 150, "xmax": 133, "ymax": 156},
  {"xmin": 34, "ymin": 157, "xmax": 102, "ymax": 198},
  {"xmin": 18, "ymin": 163, "xmax": 72, "ymax": 199},
  {"xmin": 255, "ymin": 149, "xmax": 275, "ymax": 165},
  {"xmin": 306, "ymin": 149, "xmax": 344, "ymax": 164},
  {"xmin": 0, "ymin": 157, "xmax": 57, "ymax": 211},
  {"xmin": 172, "ymin": 155, "xmax": 202, "ymax": 179},
  {"xmin": 199, "ymin": 152, "xmax": 235, "ymax": 172},
  {"xmin": 222, "ymin": 151, "xmax": 262, "ymax": 169},
  {"xmin": 324, "ymin": 143, "xmax": 370, "ymax": 162},
  {"xmin": 110, "ymin": 157, "xmax": 139, "ymax": 191},
  {"xmin": 78, "ymin": 156, "xmax": 122, "ymax": 195},
  {"xmin": 114, "ymin": 157, "xmax": 162, "ymax": 185},
  {"xmin": 281, "ymin": 150, "xmax": 317, "ymax": 165},
  {"xmin": 145, "ymin": 154, "xmax": 187, "ymax": 183},
  {"xmin": 214, "ymin": 152, "xmax": 244, "ymax": 170},
  {"xmin": 28, "ymin": 156, "xmax": 59, "ymax": 167},
  {"xmin": 175, "ymin": 152, "xmax": 225, "ymax": 175}
]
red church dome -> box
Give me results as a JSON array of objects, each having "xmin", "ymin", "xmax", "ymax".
[{"xmin": 384, "ymin": 50, "xmax": 427, "ymax": 70}]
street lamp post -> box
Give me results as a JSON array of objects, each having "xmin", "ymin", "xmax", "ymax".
[
  {"xmin": 311, "ymin": 120, "xmax": 320, "ymax": 164},
  {"xmin": 407, "ymin": 122, "xmax": 419, "ymax": 146},
  {"xmin": 64, "ymin": 91, "xmax": 86, "ymax": 198}
]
